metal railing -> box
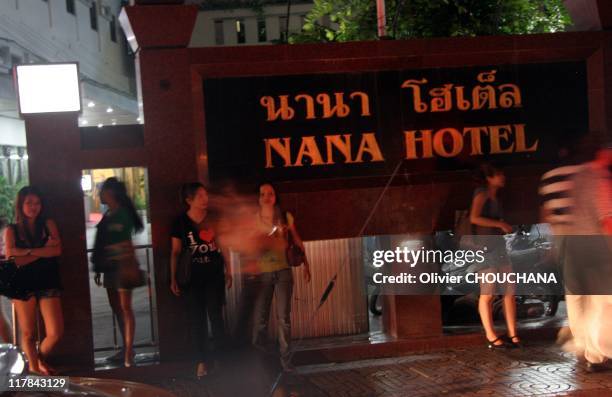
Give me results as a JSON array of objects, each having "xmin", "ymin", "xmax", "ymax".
[{"xmin": 86, "ymin": 244, "xmax": 158, "ymax": 353}]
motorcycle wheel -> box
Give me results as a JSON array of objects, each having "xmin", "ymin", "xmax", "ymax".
[{"xmin": 546, "ymin": 296, "xmax": 560, "ymax": 317}]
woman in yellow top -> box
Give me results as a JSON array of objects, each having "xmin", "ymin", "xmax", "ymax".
[{"xmin": 251, "ymin": 183, "xmax": 311, "ymax": 371}]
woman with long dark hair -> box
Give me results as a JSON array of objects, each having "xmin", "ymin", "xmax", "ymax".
[
  {"xmin": 92, "ymin": 177, "xmax": 144, "ymax": 367},
  {"xmin": 469, "ymin": 164, "xmax": 518, "ymax": 349},
  {"xmin": 4, "ymin": 186, "xmax": 63, "ymax": 374},
  {"xmin": 251, "ymin": 182, "xmax": 311, "ymax": 370},
  {"xmin": 169, "ymin": 182, "xmax": 231, "ymax": 378}
]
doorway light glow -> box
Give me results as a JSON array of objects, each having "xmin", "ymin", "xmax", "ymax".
[
  {"xmin": 15, "ymin": 63, "xmax": 81, "ymax": 114},
  {"xmin": 81, "ymin": 175, "xmax": 92, "ymax": 192}
]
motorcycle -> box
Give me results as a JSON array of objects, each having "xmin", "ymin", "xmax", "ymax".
[{"xmin": 437, "ymin": 223, "xmax": 563, "ymax": 324}]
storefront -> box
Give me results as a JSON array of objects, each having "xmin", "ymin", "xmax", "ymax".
[{"xmin": 20, "ymin": 3, "xmax": 612, "ymax": 368}]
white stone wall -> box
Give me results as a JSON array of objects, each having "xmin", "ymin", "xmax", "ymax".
[
  {"xmin": 0, "ymin": 0, "xmax": 135, "ymax": 147},
  {"xmin": 191, "ymin": 3, "xmax": 314, "ymax": 47},
  {"xmin": 0, "ymin": 0, "xmax": 132, "ymax": 94}
]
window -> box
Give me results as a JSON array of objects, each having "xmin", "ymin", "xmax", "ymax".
[
  {"xmin": 257, "ymin": 18, "xmax": 267, "ymax": 42},
  {"xmin": 90, "ymin": 2, "xmax": 98, "ymax": 31},
  {"xmin": 66, "ymin": 0, "xmax": 75, "ymax": 14},
  {"xmin": 236, "ymin": 19, "xmax": 245, "ymax": 44},
  {"xmin": 279, "ymin": 16, "xmax": 288, "ymax": 42},
  {"xmin": 214, "ymin": 20, "xmax": 224, "ymax": 45},
  {"xmin": 110, "ymin": 16, "xmax": 117, "ymax": 42}
]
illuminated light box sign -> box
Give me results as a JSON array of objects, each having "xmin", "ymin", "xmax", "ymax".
[
  {"xmin": 15, "ymin": 63, "xmax": 81, "ymax": 114},
  {"xmin": 202, "ymin": 62, "xmax": 588, "ymax": 183}
]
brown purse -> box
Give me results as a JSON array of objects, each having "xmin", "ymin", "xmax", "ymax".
[
  {"xmin": 116, "ymin": 242, "xmax": 146, "ymax": 289},
  {"xmin": 285, "ymin": 212, "xmax": 305, "ymax": 267}
]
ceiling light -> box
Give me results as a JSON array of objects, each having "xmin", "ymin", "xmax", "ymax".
[
  {"xmin": 87, "ymin": 101, "xmax": 95, "ymax": 108},
  {"xmin": 106, "ymin": 107, "xmax": 113, "ymax": 113},
  {"xmin": 97, "ymin": 123, "xmax": 103, "ymax": 128}
]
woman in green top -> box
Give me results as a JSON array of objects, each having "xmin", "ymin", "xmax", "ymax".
[
  {"xmin": 93, "ymin": 178, "xmax": 144, "ymax": 367},
  {"xmin": 251, "ymin": 183, "xmax": 311, "ymax": 371}
]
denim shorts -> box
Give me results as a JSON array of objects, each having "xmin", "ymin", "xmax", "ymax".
[{"xmin": 14, "ymin": 288, "xmax": 62, "ymax": 301}]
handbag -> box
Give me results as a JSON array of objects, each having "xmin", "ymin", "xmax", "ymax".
[
  {"xmin": 174, "ymin": 216, "xmax": 192, "ymax": 287},
  {"xmin": 0, "ymin": 258, "xmax": 20, "ymax": 298},
  {"xmin": 118, "ymin": 260, "xmax": 146, "ymax": 289},
  {"xmin": 116, "ymin": 243, "xmax": 146, "ymax": 289},
  {"xmin": 285, "ymin": 212, "xmax": 306, "ymax": 267},
  {"xmin": 176, "ymin": 247, "xmax": 192, "ymax": 287}
]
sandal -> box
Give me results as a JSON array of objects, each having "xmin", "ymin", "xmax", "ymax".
[
  {"xmin": 487, "ymin": 336, "xmax": 507, "ymax": 349},
  {"xmin": 124, "ymin": 350, "xmax": 135, "ymax": 368},
  {"xmin": 196, "ymin": 362, "xmax": 208, "ymax": 379},
  {"xmin": 37, "ymin": 359, "xmax": 57, "ymax": 376},
  {"xmin": 506, "ymin": 334, "xmax": 523, "ymax": 349}
]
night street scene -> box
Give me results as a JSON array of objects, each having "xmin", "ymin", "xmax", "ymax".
[{"xmin": 0, "ymin": 0, "xmax": 611, "ymax": 396}]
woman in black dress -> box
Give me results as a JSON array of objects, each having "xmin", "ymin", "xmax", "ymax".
[
  {"xmin": 469, "ymin": 164, "xmax": 517, "ymax": 349},
  {"xmin": 4, "ymin": 186, "xmax": 63, "ymax": 374},
  {"xmin": 92, "ymin": 178, "xmax": 144, "ymax": 367}
]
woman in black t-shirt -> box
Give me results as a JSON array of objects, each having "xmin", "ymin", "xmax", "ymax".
[{"xmin": 169, "ymin": 182, "xmax": 231, "ymax": 378}]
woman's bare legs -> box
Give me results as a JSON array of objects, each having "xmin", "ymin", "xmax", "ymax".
[
  {"xmin": 118, "ymin": 290, "xmax": 135, "ymax": 366},
  {"xmin": 0, "ymin": 304, "xmax": 12, "ymax": 343},
  {"xmin": 38, "ymin": 297, "xmax": 64, "ymax": 373},
  {"xmin": 13, "ymin": 297, "xmax": 40, "ymax": 373},
  {"xmin": 105, "ymin": 288, "xmax": 125, "ymax": 339},
  {"xmin": 479, "ymin": 294, "xmax": 502, "ymax": 343},
  {"xmin": 478, "ymin": 268, "xmax": 504, "ymax": 346},
  {"xmin": 501, "ymin": 266, "xmax": 518, "ymax": 342}
]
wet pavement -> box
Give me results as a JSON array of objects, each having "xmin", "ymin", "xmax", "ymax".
[{"xmin": 99, "ymin": 341, "xmax": 612, "ymax": 397}]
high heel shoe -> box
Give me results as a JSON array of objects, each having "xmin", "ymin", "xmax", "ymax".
[
  {"xmin": 37, "ymin": 359, "xmax": 57, "ymax": 376},
  {"xmin": 505, "ymin": 334, "xmax": 523, "ymax": 349},
  {"xmin": 124, "ymin": 350, "xmax": 135, "ymax": 367},
  {"xmin": 487, "ymin": 336, "xmax": 507, "ymax": 350}
]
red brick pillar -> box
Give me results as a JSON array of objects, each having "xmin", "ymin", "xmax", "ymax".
[
  {"xmin": 382, "ymin": 235, "xmax": 443, "ymax": 338},
  {"xmin": 120, "ymin": 4, "xmax": 200, "ymax": 360},
  {"xmin": 24, "ymin": 113, "xmax": 93, "ymax": 367}
]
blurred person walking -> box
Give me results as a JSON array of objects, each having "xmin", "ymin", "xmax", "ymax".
[
  {"xmin": 563, "ymin": 143, "xmax": 612, "ymax": 372},
  {"xmin": 4, "ymin": 187, "xmax": 63, "ymax": 374},
  {"xmin": 169, "ymin": 182, "xmax": 231, "ymax": 378},
  {"xmin": 539, "ymin": 134, "xmax": 586, "ymax": 354},
  {"xmin": 92, "ymin": 178, "xmax": 145, "ymax": 368},
  {"xmin": 250, "ymin": 183, "xmax": 311, "ymax": 371},
  {"xmin": 468, "ymin": 164, "xmax": 518, "ymax": 349}
]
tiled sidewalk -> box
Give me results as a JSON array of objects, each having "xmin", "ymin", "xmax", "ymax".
[
  {"xmin": 93, "ymin": 342, "xmax": 612, "ymax": 397},
  {"xmin": 281, "ymin": 343, "xmax": 612, "ymax": 397}
]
